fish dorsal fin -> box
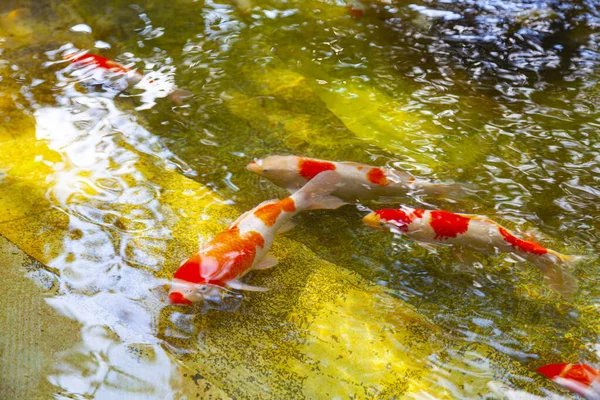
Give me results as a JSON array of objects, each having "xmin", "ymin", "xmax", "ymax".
[
  {"xmin": 253, "ymin": 254, "xmax": 279, "ymax": 270},
  {"xmin": 230, "ymin": 210, "xmax": 250, "ymax": 228},
  {"xmin": 227, "ymin": 280, "xmax": 269, "ymax": 292}
]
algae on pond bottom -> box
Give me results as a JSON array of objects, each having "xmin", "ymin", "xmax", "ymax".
[{"xmin": 0, "ymin": 93, "xmax": 563, "ymax": 398}]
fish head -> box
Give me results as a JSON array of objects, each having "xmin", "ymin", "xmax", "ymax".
[
  {"xmin": 168, "ymin": 278, "xmax": 223, "ymax": 305},
  {"xmin": 363, "ymin": 211, "xmax": 385, "ymax": 230},
  {"xmin": 168, "ymin": 254, "xmax": 224, "ymax": 305},
  {"xmin": 247, "ymin": 155, "xmax": 303, "ymax": 187},
  {"xmin": 363, "ymin": 209, "xmax": 411, "ymax": 232}
]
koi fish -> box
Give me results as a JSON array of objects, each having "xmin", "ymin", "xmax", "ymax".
[
  {"xmin": 363, "ymin": 206, "xmax": 580, "ymax": 297},
  {"xmin": 247, "ymin": 155, "xmax": 467, "ymax": 202},
  {"xmin": 538, "ymin": 363, "xmax": 600, "ymax": 400},
  {"xmin": 347, "ymin": 0, "xmax": 366, "ymax": 18},
  {"xmin": 168, "ymin": 171, "xmax": 344, "ymax": 305},
  {"xmin": 64, "ymin": 52, "xmax": 192, "ymax": 104}
]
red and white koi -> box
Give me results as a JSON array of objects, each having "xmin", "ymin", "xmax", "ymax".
[
  {"xmin": 168, "ymin": 171, "xmax": 343, "ymax": 305},
  {"xmin": 363, "ymin": 206, "xmax": 580, "ymax": 297},
  {"xmin": 64, "ymin": 52, "xmax": 192, "ymax": 104},
  {"xmin": 347, "ymin": 0, "xmax": 367, "ymax": 18},
  {"xmin": 538, "ymin": 363, "xmax": 600, "ymax": 400},
  {"xmin": 247, "ymin": 155, "xmax": 467, "ymax": 202}
]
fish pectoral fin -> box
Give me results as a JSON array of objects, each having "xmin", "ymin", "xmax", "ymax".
[
  {"xmin": 452, "ymin": 246, "xmax": 482, "ymax": 268},
  {"xmin": 414, "ymin": 241, "xmax": 438, "ymax": 253},
  {"xmin": 253, "ymin": 254, "xmax": 279, "ymax": 270},
  {"xmin": 309, "ymin": 195, "xmax": 347, "ymax": 210},
  {"xmin": 277, "ymin": 221, "xmax": 296, "ymax": 234},
  {"xmin": 227, "ymin": 280, "xmax": 269, "ymax": 292},
  {"xmin": 230, "ymin": 210, "xmax": 252, "ymax": 227},
  {"xmin": 538, "ymin": 263, "xmax": 578, "ymax": 299}
]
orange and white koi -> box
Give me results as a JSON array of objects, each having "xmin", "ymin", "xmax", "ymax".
[
  {"xmin": 247, "ymin": 155, "xmax": 467, "ymax": 202},
  {"xmin": 64, "ymin": 52, "xmax": 192, "ymax": 104},
  {"xmin": 538, "ymin": 363, "xmax": 600, "ymax": 400},
  {"xmin": 168, "ymin": 171, "xmax": 343, "ymax": 305},
  {"xmin": 363, "ymin": 206, "xmax": 580, "ymax": 297}
]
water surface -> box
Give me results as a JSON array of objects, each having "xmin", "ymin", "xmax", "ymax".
[{"xmin": 0, "ymin": 0, "xmax": 599, "ymax": 398}]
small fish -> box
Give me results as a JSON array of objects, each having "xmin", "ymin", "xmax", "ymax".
[
  {"xmin": 247, "ymin": 155, "xmax": 467, "ymax": 202},
  {"xmin": 168, "ymin": 171, "xmax": 344, "ymax": 305},
  {"xmin": 363, "ymin": 206, "xmax": 580, "ymax": 297},
  {"xmin": 347, "ymin": 0, "xmax": 366, "ymax": 18},
  {"xmin": 65, "ymin": 52, "xmax": 192, "ymax": 104},
  {"xmin": 538, "ymin": 363, "xmax": 600, "ymax": 400}
]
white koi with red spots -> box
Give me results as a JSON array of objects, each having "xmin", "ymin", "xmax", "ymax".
[
  {"xmin": 64, "ymin": 51, "xmax": 192, "ymax": 104},
  {"xmin": 168, "ymin": 171, "xmax": 343, "ymax": 305},
  {"xmin": 538, "ymin": 363, "xmax": 600, "ymax": 400},
  {"xmin": 247, "ymin": 155, "xmax": 466, "ymax": 202},
  {"xmin": 363, "ymin": 206, "xmax": 580, "ymax": 297}
]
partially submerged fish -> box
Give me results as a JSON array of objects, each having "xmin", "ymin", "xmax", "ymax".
[
  {"xmin": 538, "ymin": 363, "xmax": 600, "ymax": 400},
  {"xmin": 363, "ymin": 206, "xmax": 580, "ymax": 297},
  {"xmin": 64, "ymin": 52, "xmax": 192, "ymax": 104},
  {"xmin": 247, "ymin": 155, "xmax": 467, "ymax": 202},
  {"xmin": 347, "ymin": 0, "xmax": 366, "ymax": 18},
  {"xmin": 168, "ymin": 171, "xmax": 344, "ymax": 305}
]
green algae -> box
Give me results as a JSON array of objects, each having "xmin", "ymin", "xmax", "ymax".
[{"xmin": 0, "ymin": 96, "xmax": 566, "ymax": 398}]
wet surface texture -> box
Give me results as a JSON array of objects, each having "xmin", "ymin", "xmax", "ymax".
[{"xmin": 0, "ymin": 0, "xmax": 599, "ymax": 398}]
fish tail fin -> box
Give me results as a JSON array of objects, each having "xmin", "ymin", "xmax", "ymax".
[
  {"xmin": 292, "ymin": 171, "xmax": 346, "ymax": 210},
  {"xmin": 535, "ymin": 251, "xmax": 584, "ymax": 299},
  {"xmin": 167, "ymin": 88, "xmax": 193, "ymax": 105},
  {"xmin": 431, "ymin": 182, "xmax": 476, "ymax": 201},
  {"xmin": 555, "ymin": 252, "xmax": 587, "ymax": 267}
]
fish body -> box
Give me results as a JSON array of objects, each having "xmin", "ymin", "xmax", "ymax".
[
  {"xmin": 168, "ymin": 171, "xmax": 343, "ymax": 305},
  {"xmin": 347, "ymin": 0, "xmax": 366, "ymax": 18},
  {"xmin": 247, "ymin": 155, "xmax": 465, "ymax": 202},
  {"xmin": 538, "ymin": 363, "xmax": 600, "ymax": 400},
  {"xmin": 66, "ymin": 52, "xmax": 143, "ymax": 86},
  {"xmin": 363, "ymin": 206, "xmax": 579, "ymax": 297},
  {"xmin": 65, "ymin": 52, "xmax": 192, "ymax": 104}
]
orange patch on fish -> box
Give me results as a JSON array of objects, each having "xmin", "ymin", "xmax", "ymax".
[
  {"xmin": 498, "ymin": 227, "xmax": 547, "ymax": 255},
  {"xmin": 168, "ymin": 292, "xmax": 192, "ymax": 305},
  {"xmin": 254, "ymin": 197, "xmax": 296, "ymax": 227},
  {"xmin": 67, "ymin": 53, "xmax": 131, "ymax": 74},
  {"xmin": 280, "ymin": 197, "xmax": 296, "ymax": 212},
  {"xmin": 348, "ymin": 6, "xmax": 364, "ymax": 18},
  {"xmin": 375, "ymin": 208, "xmax": 424, "ymax": 232},
  {"xmin": 174, "ymin": 226, "xmax": 265, "ymax": 285},
  {"xmin": 367, "ymin": 167, "xmax": 389, "ymax": 186},
  {"xmin": 429, "ymin": 211, "xmax": 470, "ymax": 240},
  {"xmin": 299, "ymin": 158, "xmax": 336, "ymax": 180},
  {"xmin": 538, "ymin": 363, "xmax": 600, "ymax": 387}
]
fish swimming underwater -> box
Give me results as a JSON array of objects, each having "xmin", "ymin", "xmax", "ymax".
[
  {"xmin": 538, "ymin": 363, "xmax": 600, "ymax": 400},
  {"xmin": 65, "ymin": 52, "xmax": 192, "ymax": 104},
  {"xmin": 347, "ymin": 0, "xmax": 366, "ymax": 18},
  {"xmin": 247, "ymin": 155, "xmax": 467, "ymax": 202},
  {"xmin": 363, "ymin": 206, "xmax": 580, "ymax": 297},
  {"xmin": 168, "ymin": 171, "xmax": 344, "ymax": 305}
]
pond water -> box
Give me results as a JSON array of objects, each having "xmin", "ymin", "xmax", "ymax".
[{"xmin": 0, "ymin": 0, "xmax": 599, "ymax": 398}]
